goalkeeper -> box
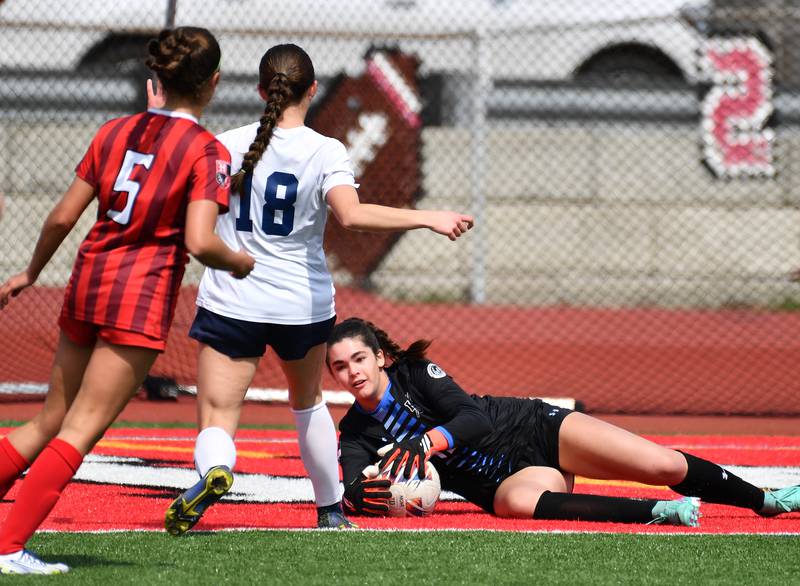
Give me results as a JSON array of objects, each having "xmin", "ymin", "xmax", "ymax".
[{"xmin": 330, "ymin": 318, "xmax": 800, "ymax": 525}]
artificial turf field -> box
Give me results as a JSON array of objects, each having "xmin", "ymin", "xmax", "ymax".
[
  {"xmin": 4, "ymin": 532, "xmax": 800, "ymax": 585},
  {"xmin": 0, "ymin": 423, "xmax": 798, "ymax": 583}
]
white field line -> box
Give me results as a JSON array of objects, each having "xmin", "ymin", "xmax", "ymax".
[
  {"xmin": 69, "ymin": 455, "xmax": 800, "ymax": 504},
  {"xmin": 0, "ymin": 382, "xmax": 576, "ymax": 410}
]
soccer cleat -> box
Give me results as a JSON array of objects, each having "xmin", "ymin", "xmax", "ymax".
[
  {"xmin": 758, "ymin": 485, "xmax": 800, "ymax": 517},
  {"xmin": 317, "ymin": 502, "xmax": 358, "ymax": 529},
  {"xmin": 164, "ymin": 465, "xmax": 233, "ymax": 536},
  {"xmin": 649, "ymin": 497, "xmax": 701, "ymax": 527},
  {"xmin": 0, "ymin": 549, "xmax": 69, "ymax": 575}
]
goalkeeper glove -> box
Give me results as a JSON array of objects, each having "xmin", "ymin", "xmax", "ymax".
[
  {"xmin": 377, "ymin": 429, "xmax": 449, "ymax": 480},
  {"xmin": 343, "ymin": 474, "xmax": 392, "ymax": 516}
]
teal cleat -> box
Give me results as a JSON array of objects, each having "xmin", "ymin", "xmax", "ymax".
[
  {"xmin": 317, "ymin": 502, "xmax": 358, "ymax": 529},
  {"xmin": 758, "ymin": 485, "xmax": 800, "ymax": 517},
  {"xmin": 165, "ymin": 465, "xmax": 234, "ymax": 536},
  {"xmin": 649, "ymin": 497, "xmax": 701, "ymax": 527}
]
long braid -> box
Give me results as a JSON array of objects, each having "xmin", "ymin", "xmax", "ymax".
[
  {"xmin": 230, "ymin": 44, "xmax": 315, "ymax": 196},
  {"xmin": 231, "ymin": 73, "xmax": 292, "ymax": 195}
]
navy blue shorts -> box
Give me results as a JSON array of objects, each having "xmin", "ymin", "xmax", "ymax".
[{"xmin": 189, "ymin": 307, "xmax": 336, "ymax": 361}]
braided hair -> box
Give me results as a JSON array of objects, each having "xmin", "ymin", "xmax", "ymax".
[
  {"xmin": 231, "ymin": 44, "xmax": 315, "ymax": 196},
  {"xmin": 145, "ymin": 27, "xmax": 220, "ymax": 101},
  {"xmin": 327, "ymin": 317, "xmax": 431, "ymax": 367}
]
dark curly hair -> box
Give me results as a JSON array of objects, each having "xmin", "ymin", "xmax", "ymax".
[{"xmin": 145, "ymin": 27, "xmax": 221, "ymax": 100}]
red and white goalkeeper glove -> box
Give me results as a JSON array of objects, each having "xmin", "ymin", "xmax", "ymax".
[{"xmin": 377, "ymin": 429, "xmax": 450, "ymax": 480}]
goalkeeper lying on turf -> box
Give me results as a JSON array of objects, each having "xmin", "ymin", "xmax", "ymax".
[{"xmin": 328, "ymin": 317, "xmax": 799, "ymax": 526}]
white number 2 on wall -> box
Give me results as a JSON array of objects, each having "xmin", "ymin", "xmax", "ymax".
[{"xmin": 700, "ymin": 37, "xmax": 775, "ymax": 178}]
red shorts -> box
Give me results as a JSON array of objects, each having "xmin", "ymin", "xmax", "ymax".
[{"xmin": 58, "ymin": 314, "xmax": 166, "ymax": 351}]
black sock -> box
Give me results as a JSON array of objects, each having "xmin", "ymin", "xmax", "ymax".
[
  {"xmin": 670, "ymin": 451, "xmax": 764, "ymax": 511},
  {"xmin": 317, "ymin": 502, "xmax": 343, "ymax": 514},
  {"xmin": 533, "ymin": 491, "xmax": 658, "ymax": 523}
]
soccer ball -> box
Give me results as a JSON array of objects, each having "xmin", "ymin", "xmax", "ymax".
[{"xmin": 382, "ymin": 462, "xmax": 441, "ymax": 517}]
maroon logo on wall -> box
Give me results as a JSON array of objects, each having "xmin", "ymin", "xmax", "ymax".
[{"xmin": 308, "ymin": 48, "xmax": 423, "ymax": 284}]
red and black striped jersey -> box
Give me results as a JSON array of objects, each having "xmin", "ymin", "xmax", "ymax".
[{"xmin": 62, "ymin": 109, "xmax": 231, "ymax": 341}]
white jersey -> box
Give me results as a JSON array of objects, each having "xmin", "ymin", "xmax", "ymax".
[{"xmin": 196, "ymin": 124, "xmax": 357, "ymax": 324}]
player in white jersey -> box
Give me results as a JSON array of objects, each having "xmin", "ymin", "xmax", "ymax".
[
  {"xmin": 196, "ymin": 122, "xmax": 350, "ymax": 325},
  {"xmin": 164, "ymin": 43, "xmax": 473, "ymax": 533}
]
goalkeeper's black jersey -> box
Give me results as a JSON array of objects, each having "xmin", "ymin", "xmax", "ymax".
[{"xmin": 338, "ymin": 359, "xmax": 572, "ymax": 513}]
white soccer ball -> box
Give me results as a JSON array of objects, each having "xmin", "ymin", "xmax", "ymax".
[{"xmin": 383, "ymin": 461, "xmax": 441, "ymax": 517}]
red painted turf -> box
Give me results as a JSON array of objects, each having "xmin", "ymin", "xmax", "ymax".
[{"xmin": 1, "ymin": 429, "xmax": 798, "ymax": 534}]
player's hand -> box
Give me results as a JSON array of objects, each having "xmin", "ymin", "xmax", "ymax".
[
  {"xmin": 146, "ymin": 78, "xmax": 167, "ymax": 110},
  {"xmin": 426, "ymin": 211, "xmax": 474, "ymax": 241},
  {"xmin": 230, "ymin": 251, "xmax": 255, "ymax": 279},
  {"xmin": 377, "ymin": 434, "xmax": 434, "ymax": 480},
  {"xmin": 342, "ymin": 474, "xmax": 392, "ymax": 516},
  {"xmin": 0, "ymin": 271, "xmax": 34, "ymax": 310}
]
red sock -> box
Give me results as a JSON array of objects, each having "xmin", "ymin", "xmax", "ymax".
[
  {"xmin": 0, "ymin": 438, "xmax": 82, "ymax": 554},
  {"xmin": 0, "ymin": 437, "xmax": 29, "ymax": 501}
]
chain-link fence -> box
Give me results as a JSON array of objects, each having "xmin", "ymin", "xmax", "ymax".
[{"xmin": 1, "ymin": 0, "xmax": 799, "ymax": 415}]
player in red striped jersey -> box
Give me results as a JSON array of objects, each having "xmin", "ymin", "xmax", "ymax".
[
  {"xmin": 62, "ymin": 99, "xmax": 242, "ymax": 342},
  {"xmin": 0, "ymin": 27, "xmax": 254, "ymax": 575}
]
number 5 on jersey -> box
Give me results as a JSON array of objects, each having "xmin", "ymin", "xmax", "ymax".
[
  {"xmin": 235, "ymin": 171, "xmax": 298, "ymax": 236},
  {"xmin": 108, "ymin": 150, "xmax": 154, "ymax": 225}
]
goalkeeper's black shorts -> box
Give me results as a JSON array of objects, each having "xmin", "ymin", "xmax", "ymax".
[{"xmin": 438, "ymin": 399, "xmax": 573, "ymax": 514}]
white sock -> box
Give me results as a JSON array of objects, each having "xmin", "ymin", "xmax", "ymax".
[
  {"xmin": 194, "ymin": 426, "xmax": 236, "ymax": 477},
  {"xmin": 292, "ymin": 400, "xmax": 342, "ymax": 507}
]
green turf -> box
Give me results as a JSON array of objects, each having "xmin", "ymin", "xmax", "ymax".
[{"xmin": 5, "ymin": 532, "xmax": 799, "ymax": 584}]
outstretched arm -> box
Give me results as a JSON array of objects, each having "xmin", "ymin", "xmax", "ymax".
[
  {"xmin": 0, "ymin": 176, "xmax": 95, "ymax": 309},
  {"xmin": 326, "ymin": 185, "xmax": 473, "ymax": 241}
]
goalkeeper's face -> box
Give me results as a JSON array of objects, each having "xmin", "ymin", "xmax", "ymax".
[{"xmin": 328, "ymin": 337, "xmax": 388, "ymax": 408}]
